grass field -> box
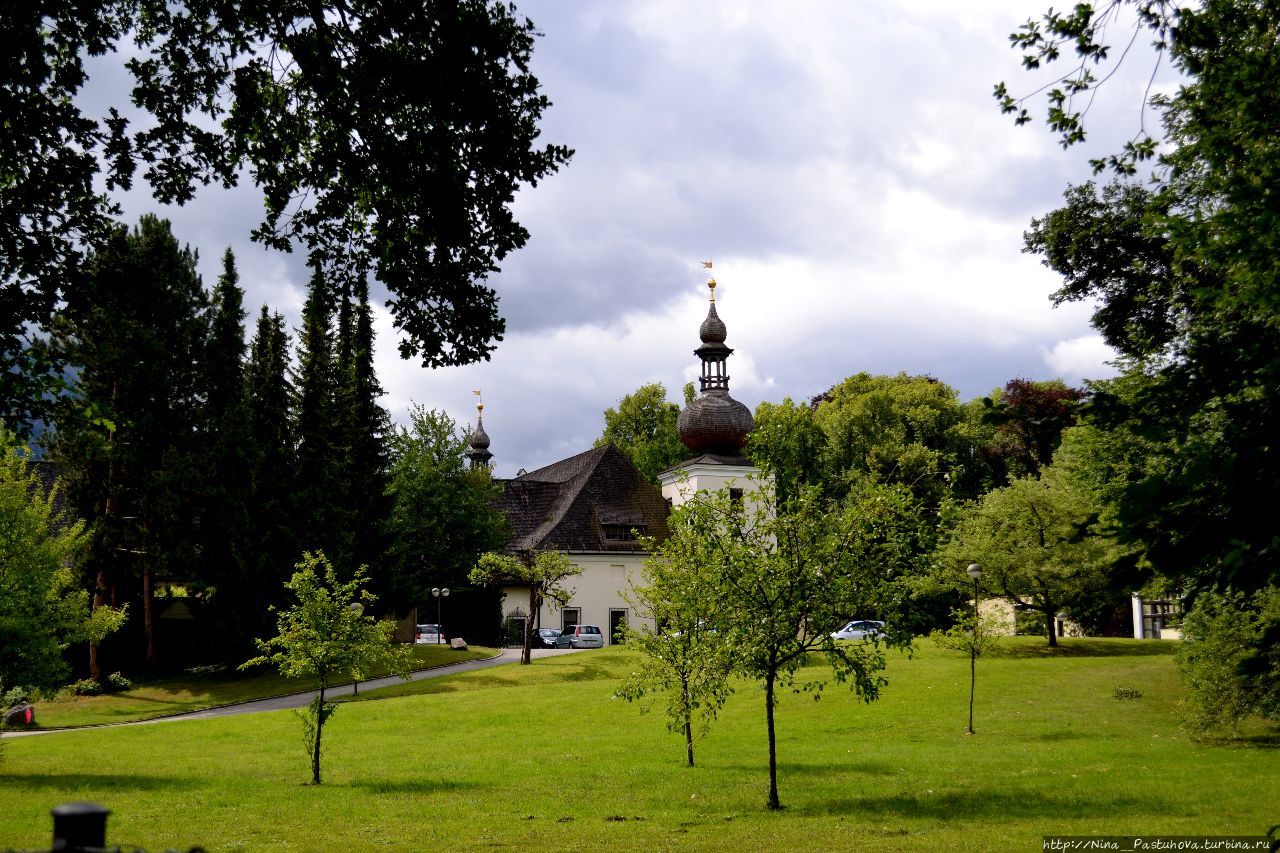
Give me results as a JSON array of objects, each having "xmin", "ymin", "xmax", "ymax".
[
  {"xmin": 28, "ymin": 645, "xmax": 497, "ymax": 728},
  {"xmin": 1, "ymin": 638, "xmax": 1276, "ymax": 852}
]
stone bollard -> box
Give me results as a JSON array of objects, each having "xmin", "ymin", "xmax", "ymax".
[{"xmin": 51, "ymin": 802, "xmax": 109, "ymax": 851}]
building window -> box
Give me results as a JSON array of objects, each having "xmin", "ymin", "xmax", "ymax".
[
  {"xmin": 562, "ymin": 608, "xmax": 580, "ymax": 632},
  {"xmin": 729, "ymin": 487, "xmax": 744, "ymax": 507},
  {"xmin": 603, "ymin": 524, "xmax": 644, "ymax": 541}
]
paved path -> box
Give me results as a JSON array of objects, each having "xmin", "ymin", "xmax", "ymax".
[{"xmin": 3, "ymin": 647, "xmax": 583, "ymax": 738}]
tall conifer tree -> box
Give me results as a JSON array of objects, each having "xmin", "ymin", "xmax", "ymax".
[
  {"xmin": 50, "ymin": 215, "xmax": 207, "ymax": 669},
  {"xmin": 341, "ymin": 280, "xmax": 392, "ymax": 593},
  {"xmin": 292, "ymin": 265, "xmax": 349, "ymax": 565},
  {"xmin": 247, "ymin": 306, "xmax": 296, "ymax": 623},
  {"xmin": 200, "ymin": 249, "xmax": 255, "ymax": 646}
]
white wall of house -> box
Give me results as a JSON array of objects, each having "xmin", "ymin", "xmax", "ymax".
[
  {"xmin": 658, "ymin": 462, "xmax": 773, "ymax": 514},
  {"xmin": 500, "ymin": 552, "xmax": 654, "ymax": 643}
]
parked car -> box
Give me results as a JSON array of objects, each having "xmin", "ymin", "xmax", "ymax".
[
  {"xmin": 532, "ymin": 627, "xmax": 562, "ymax": 648},
  {"xmin": 554, "ymin": 624, "xmax": 604, "ymax": 649},
  {"xmin": 830, "ymin": 620, "xmax": 884, "ymax": 641},
  {"xmin": 415, "ymin": 623, "xmax": 444, "ymax": 644}
]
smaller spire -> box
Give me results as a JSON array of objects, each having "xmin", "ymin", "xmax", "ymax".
[{"xmin": 466, "ymin": 395, "xmax": 493, "ymax": 470}]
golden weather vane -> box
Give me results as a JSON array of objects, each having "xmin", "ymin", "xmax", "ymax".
[
  {"xmin": 473, "ymin": 388, "xmax": 483, "ymax": 412},
  {"xmin": 700, "ymin": 260, "xmax": 717, "ymax": 302}
]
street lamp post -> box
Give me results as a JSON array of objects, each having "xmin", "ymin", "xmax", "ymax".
[
  {"xmin": 349, "ymin": 601, "xmax": 363, "ymax": 695},
  {"xmin": 966, "ymin": 562, "xmax": 983, "ymax": 735},
  {"xmin": 431, "ymin": 587, "xmax": 450, "ymax": 644}
]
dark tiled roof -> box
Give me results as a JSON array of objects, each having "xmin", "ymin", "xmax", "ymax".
[{"xmin": 496, "ymin": 444, "xmax": 670, "ymax": 554}]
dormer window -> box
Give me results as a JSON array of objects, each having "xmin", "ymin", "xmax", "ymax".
[{"xmin": 603, "ymin": 524, "xmax": 644, "ymax": 541}]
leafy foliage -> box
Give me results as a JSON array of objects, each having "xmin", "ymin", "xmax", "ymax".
[
  {"xmin": 664, "ymin": 479, "xmax": 923, "ymax": 809},
  {"xmin": 2, "ymin": 1, "xmax": 572, "ymax": 427},
  {"xmin": 242, "ymin": 551, "xmax": 411, "ymax": 784},
  {"xmin": 470, "ymin": 550, "xmax": 579, "ymax": 665},
  {"xmin": 810, "ymin": 372, "xmax": 997, "ymax": 505},
  {"xmin": 617, "ymin": 520, "xmax": 735, "ymax": 767},
  {"xmin": 1177, "ymin": 587, "xmax": 1280, "ymax": 737},
  {"xmin": 983, "ymin": 378, "xmax": 1085, "ymax": 479},
  {"xmin": 747, "ymin": 397, "xmax": 827, "ymax": 504},
  {"xmin": 0, "ymin": 429, "xmax": 125, "ymax": 691},
  {"xmin": 384, "ymin": 406, "xmax": 507, "ymax": 608},
  {"xmin": 941, "ymin": 467, "xmax": 1117, "ymax": 646},
  {"xmin": 595, "ymin": 383, "xmax": 688, "ymax": 485}
]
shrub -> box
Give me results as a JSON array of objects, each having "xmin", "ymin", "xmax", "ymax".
[
  {"xmin": 71, "ymin": 678, "xmax": 103, "ymax": 696},
  {"xmin": 105, "ymin": 672, "xmax": 132, "ymax": 692},
  {"xmin": 1113, "ymin": 686, "xmax": 1143, "ymax": 701},
  {"xmin": 1177, "ymin": 587, "xmax": 1280, "ymax": 736}
]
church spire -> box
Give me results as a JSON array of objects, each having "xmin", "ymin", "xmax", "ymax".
[
  {"xmin": 466, "ymin": 394, "xmax": 493, "ymax": 470},
  {"xmin": 676, "ymin": 267, "xmax": 754, "ymax": 456}
]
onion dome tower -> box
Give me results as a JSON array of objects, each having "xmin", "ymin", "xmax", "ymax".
[
  {"xmin": 659, "ymin": 266, "xmax": 768, "ymax": 510},
  {"xmin": 466, "ymin": 400, "xmax": 494, "ymax": 470},
  {"xmin": 676, "ymin": 276, "xmax": 754, "ymax": 455}
]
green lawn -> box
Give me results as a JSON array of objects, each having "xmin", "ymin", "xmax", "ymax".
[
  {"xmin": 1, "ymin": 638, "xmax": 1276, "ymax": 852},
  {"xmin": 29, "ymin": 645, "xmax": 497, "ymax": 728}
]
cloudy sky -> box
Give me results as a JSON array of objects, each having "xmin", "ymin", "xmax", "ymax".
[{"xmin": 102, "ymin": 1, "xmax": 1171, "ymax": 477}]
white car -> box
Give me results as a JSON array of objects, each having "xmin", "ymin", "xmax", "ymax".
[
  {"xmin": 831, "ymin": 620, "xmax": 884, "ymax": 641},
  {"xmin": 415, "ymin": 623, "xmax": 444, "ymax": 644}
]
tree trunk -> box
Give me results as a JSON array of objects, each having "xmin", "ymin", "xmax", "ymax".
[
  {"xmin": 312, "ymin": 682, "xmax": 326, "ymax": 785},
  {"xmin": 142, "ymin": 564, "xmax": 156, "ymax": 665},
  {"xmin": 90, "ymin": 397, "xmax": 118, "ymax": 683},
  {"xmin": 89, "ymin": 567, "xmax": 107, "ymax": 683},
  {"xmin": 1045, "ymin": 607, "xmax": 1058, "ymax": 647},
  {"xmin": 522, "ymin": 586, "xmax": 537, "ymax": 665},
  {"xmin": 681, "ymin": 672, "xmax": 695, "ymax": 767},
  {"xmin": 765, "ymin": 670, "xmax": 780, "ymax": 810}
]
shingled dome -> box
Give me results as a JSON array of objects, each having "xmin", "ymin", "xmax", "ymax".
[{"xmin": 677, "ymin": 278, "xmax": 754, "ymax": 455}]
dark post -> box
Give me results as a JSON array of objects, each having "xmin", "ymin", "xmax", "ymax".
[{"xmin": 52, "ymin": 802, "xmax": 109, "ymax": 851}]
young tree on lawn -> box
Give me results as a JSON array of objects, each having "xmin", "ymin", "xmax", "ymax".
[
  {"xmin": 616, "ymin": 521, "xmax": 735, "ymax": 767},
  {"xmin": 242, "ymin": 551, "xmax": 411, "ymax": 785},
  {"xmin": 941, "ymin": 468, "xmax": 1115, "ymax": 647},
  {"xmin": 930, "ymin": 605, "xmax": 1005, "ymax": 735},
  {"xmin": 677, "ymin": 478, "xmax": 924, "ymax": 810},
  {"xmin": 470, "ymin": 551, "xmax": 579, "ymax": 666}
]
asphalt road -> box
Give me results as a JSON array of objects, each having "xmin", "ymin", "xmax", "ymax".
[{"xmin": 3, "ymin": 646, "xmax": 584, "ymax": 739}]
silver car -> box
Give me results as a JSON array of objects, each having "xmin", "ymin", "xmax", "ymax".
[
  {"xmin": 830, "ymin": 620, "xmax": 884, "ymax": 641},
  {"xmin": 554, "ymin": 624, "xmax": 604, "ymax": 649}
]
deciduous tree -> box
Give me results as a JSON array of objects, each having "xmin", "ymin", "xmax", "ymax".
[
  {"xmin": 669, "ymin": 479, "xmax": 922, "ymax": 810},
  {"xmin": 941, "ymin": 469, "xmax": 1116, "ymax": 646},
  {"xmin": 617, "ymin": 523, "xmax": 734, "ymax": 767},
  {"xmin": 0, "ymin": 430, "xmax": 125, "ymax": 691},
  {"xmin": 595, "ymin": 383, "xmax": 688, "ymax": 485},
  {"xmin": 3, "ymin": 1, "xmax": 572, "ymax": 424},
  {"xmin": 470, "ymin": 551, "xmax": 579, "ymax": 666},
  {"xmin": 242, "ymin": 551, "xmax": 411, "ymax": 785},
  {"xmin": 384, "ymin": 406, "xmax": 506, "ymax": 610}
]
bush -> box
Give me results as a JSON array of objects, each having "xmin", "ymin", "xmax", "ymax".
[
  {"xmin": 1113, "ymin": 686, "xmax": 1143, "ymax": 701},
  {"xmin": 105, "ymin": 672, "xmax": 132, "ymax": 692},
  {"xmin": 71, "ymin": 678, "xmax": 103, "ymax": 696},
  {"xmin": 1177, "ymin": 587, "xmax": 1280, "ymax": 736}
]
